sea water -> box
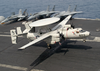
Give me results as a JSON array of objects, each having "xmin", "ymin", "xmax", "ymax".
[{"xmin": 0, "ymin": 0, "xmax": 100, "ymax": 19}]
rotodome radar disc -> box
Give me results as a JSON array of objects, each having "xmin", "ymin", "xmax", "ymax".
[{"xmin": 29, "ymin": 17, "xmax": 60, "ymax": 27}]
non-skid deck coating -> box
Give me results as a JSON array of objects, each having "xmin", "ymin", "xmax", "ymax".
[{"xmin": 0, "ymin": 19, "xmax": 100, "ymax": 71}]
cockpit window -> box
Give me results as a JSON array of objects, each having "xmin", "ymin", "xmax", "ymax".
[{"xmin": 79, "ymin": 30, "xmax": 85, "ymax": 33}]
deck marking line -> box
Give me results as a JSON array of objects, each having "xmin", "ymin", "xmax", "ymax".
[
  {"xmin": 0, "ymin": 63, "xmax": 27, "ymax": 71},
  {"xmin": 0, "ymin": 35, "xmax": 11, "ymax": 37},
  {"xmin": 31, "ymin": 69, "xmax": 44, "ymax": 71},
  {"xmin": 0, "ymin": 34, "xmax": 23, "ymax": 37},
  {"xmin": 0, "ymin": 63, "xmax": 45, "ymax": 71}
]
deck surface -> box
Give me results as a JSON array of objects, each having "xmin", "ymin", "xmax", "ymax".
[{"xmin": 0, "ymin": 19, "xmax": 100, "ymax": 71}]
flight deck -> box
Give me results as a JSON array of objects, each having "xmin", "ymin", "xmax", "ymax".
[{"xmin": 0, "ymin": 18, "xmax": 100, "ymax": 71}]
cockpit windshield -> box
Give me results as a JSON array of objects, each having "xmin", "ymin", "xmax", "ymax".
[{"xmin": 79, "ymin": 30, "xmax": 85, "ymax": 33}]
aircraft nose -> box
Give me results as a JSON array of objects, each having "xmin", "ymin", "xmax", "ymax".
[{"xmin": 85, "ymin": 31, "xmax": 90, "ymax": 37}]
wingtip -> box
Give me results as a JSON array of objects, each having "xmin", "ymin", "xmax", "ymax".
[
  {"xmin": 18, "ymin": 49, "xmax": 24, "ymax": 51},
  {"xmin": 18, "ymin": 48, "xmax": 25, "ymax": 50}
]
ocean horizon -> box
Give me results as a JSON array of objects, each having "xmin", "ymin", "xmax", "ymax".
[{"xmin": 0, "ymin": 0, "xmax": 100, "ymax": 19}]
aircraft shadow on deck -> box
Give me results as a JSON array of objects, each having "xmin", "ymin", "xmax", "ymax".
[
  {"xmin": 29, "ymin": 41, "xmax": 92, "ymax": 70},
  {"xmin": 33, "ymin": 40, "xmax": 92, "ymax": 50}
]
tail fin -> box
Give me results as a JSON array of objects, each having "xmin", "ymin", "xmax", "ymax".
[
  {"xmin": 52, "ymin": 5, "xmax": 55, "ymax": 11},
  {"xmin": 67, "ymin": 5, "xmax": 71, "ymax": 12},
  {"xmin": 16, "ymin": 27, "xmax": 22, "ymax": 35},
  {"xmin": 10, "ymin": 29, "xmax": 17, "ymax": 44},
  {"xmin": 46, "ymin": 5, "xmax": 50, "ymax": 11},
  {"xmin": 23, "ymin": 9, "xmax": 27, "ymax": 15},
  {"xmin": 73, "ymin": 5, "xmax": 77, "ymax": 11},
  {"xmin": 19, "ymin": 9, "xmax": 22, "ymax": 15},
  {"xmin": 22, "ymin": 22, "xmax": 32, "ymax": 33},
  {"xmin": 24, "ymin": 23, "xmax": 31, "ymax": 30}
]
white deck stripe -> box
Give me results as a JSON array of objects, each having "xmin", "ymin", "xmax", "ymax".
[
  {"xmin": 0, "ymin": 63, "xmax": 44, "ymax": 71},
  {"xmin": 0, "ymin": 35, "xmax": 11, "ymax": 37},
  {"xmin": 0, "ymin": 32, "xmax": 10, "ymax": 34},
  {"xmin": 0, "ymin": 34, "xmax": 23, "ymax": 37},
  {"xmin": 31, "ymin": 69, "xmax": 44, "ymax": 71},
  {"xmin": 0, "ymin": 63, "xmax": 27, "ymax": 71},
  {"xmin": 74, "ymin": 18, "xmax": 100, "ymax": 21}
]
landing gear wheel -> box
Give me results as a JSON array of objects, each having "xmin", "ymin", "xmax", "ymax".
[
  {"xmin": 48, "ymin": 46, "xmax": 51, "ymax": 49},
  {"xmin": 83, "ymin": 39, "xmax": 86, "ymax": 42},
  {"xmin": 47, "ymin": 44, "xmax": 51, "ymax": 49}
]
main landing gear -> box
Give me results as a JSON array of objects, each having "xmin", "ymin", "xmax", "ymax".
[
  {"xmin": 47, "ymin": 44, "xmax": 51, "ymax": 49},
  {"xmin": 83, "ymin": 39, "xmax": 86, "ymax": 42}
]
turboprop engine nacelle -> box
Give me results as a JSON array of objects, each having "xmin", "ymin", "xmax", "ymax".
[
  {"xmin": 50, "ymin": 34, "xmax": 60, "ymax": 44},
  {"xmin": 27, "ymin": 33, "xmax": 39, "ymax": 40},
  {"xmin": 50, "ymin": 37, "xmax": 60, "ymax": 44},
  {"xmin": 45, "ymin": 33, "xmax": 60, "ymax": 44}
]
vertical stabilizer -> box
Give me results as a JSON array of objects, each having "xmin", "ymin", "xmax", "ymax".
[
  {"xmin": 10, "ymin": 29, "xmax": 17, "ymax": 44},
  {"xmin": 73, "ymin": 5, "xmax": 77, "ymax": 11},
  {"xmin": 24, "ymin": 23, "xmax": 31, "ymax": 30},
  {"xmin": 19, "ymin": 9, "xmax": 22, "ymax": 15},
  {"xmin": 23, "ymin": 23, "xmax": 31, "ymax": 33},
  {"xmin": 23, "ymin": 9, "xmax": 27, "ymax": 15},
  {"xmin": 46, "ymin": 5, "xmax": 50, "ymax": 11},
  {"xmin": 16, "ymin": 27, "xmax": 22, "ymax": 35},
  {"xmin": 52, "ymin": 5, "xmax": 55, "ymax": 11},
  {"xmin": 67, "ymin": 5, "xmax": 71, "ymax": 12}
]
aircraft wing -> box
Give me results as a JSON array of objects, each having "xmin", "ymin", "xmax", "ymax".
[
  {"xmin": 52, "ymin": 15, "xmax": 72, "ymax": 30},
  {"xmin": 27, "ymin": 14, "xmax": 39, "ymax": 20},
  {"xmin": 18, "ymin": 15, "xmax": 25, "ymax": 18},
  {"xmin": 18, "ymin": 32, "xmax": 52, "ymax": 50},
  {"xmin": 63, "ymin": 11, "xmax": 83, "ymax": 16}
]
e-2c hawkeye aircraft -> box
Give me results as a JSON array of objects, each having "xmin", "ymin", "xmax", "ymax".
[
  {"xmin": 10, "ymin": 15, "xmax": 90, "ymax": 49},
  {"xmin": 0, "ymin": 9, "xmax": 28, "ymax": 25}
]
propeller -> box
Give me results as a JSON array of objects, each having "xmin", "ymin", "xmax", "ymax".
[
  {"xmin": 70, "ymin": 20, "xmax": 75, "ymax": 29},
  {"xmin": 71, "ymin": 24, "xmax": 75, "ymax": 29},
  {"xmin": 57, "ymin": 31, "xmax": 65, "ymax": 40}
]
